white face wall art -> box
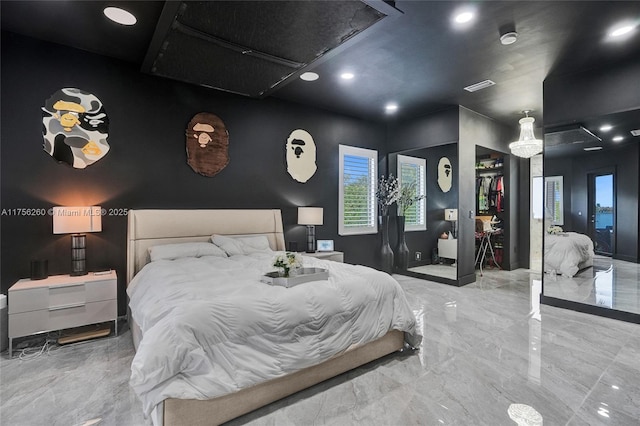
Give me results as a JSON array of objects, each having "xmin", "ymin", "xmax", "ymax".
[
  {"xmin": 42, "ymin": 88, "xmax": 110, "ymax": 169},
  {"xmin": 438, "ymin": 157, "xmax": 453, "ymax": 192},
  {"xmin": 286, "ymin": 129, "xmax": 317, "ymax": 183}
]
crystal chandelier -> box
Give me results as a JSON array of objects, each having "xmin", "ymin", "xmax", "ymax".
[{"xmin": 509, "ymin": 111, "xmax": 543, "ymax": 158}]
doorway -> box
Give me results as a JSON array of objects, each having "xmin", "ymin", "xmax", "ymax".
[{"xmin": 588, "ymin": 169, "xmax": 615, "ymax": 256}]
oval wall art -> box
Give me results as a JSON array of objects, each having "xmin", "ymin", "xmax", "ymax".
[
  {"xmin": 438, "ymin": 157, "xmax": 453, "ymax": 193},
  {"xmin": 42, "ymin": 88, "xmax": 110, "ymax": 169},
  {"xmin": 286, "ymin": 129, "xmax": 317, "ymax": 183},
  {"xmin": 186, "ymin": 113, "xmax": 229, "ymax": 177}
]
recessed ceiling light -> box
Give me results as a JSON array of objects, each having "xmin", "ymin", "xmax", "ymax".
[
  {"xmin": 103, "ymin": 7, "xmax": 137, "ymax": 26},
  {"xmin": 606, "ymin": 21, "xmax": 637, "ymax": 40},
  {"xmin": 300, "ymin": 72, "xmax": 319, "ymax": 81},
  {"xmin": 454, "ymin": 11, "xmax": 474, "ymax": 24},
  {"xmin": 340, "ymin": 72, "xmax": 355, "ymax": 80},
  {"xmin": 612, "ymin": 135, "xmax": 624, "ymax": 142},
  {"xmin": 584, "ymin": 147, "xmax": 603, "ymax": 151},
  {"xmin": 599, "ymin": 124, "xmax": 613, "ymax": 132},
  {"xmin": 609, "ymin": 24, "xmax": 636, "ymax": 38},
  {"xmin": 385, "ymin": 103, "xmax": 398, "ymax": 113}
]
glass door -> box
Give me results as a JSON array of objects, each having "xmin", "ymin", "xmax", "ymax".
[{"xmin": 588, "ymin": 170, "xmax": 615, "ymax": 256}]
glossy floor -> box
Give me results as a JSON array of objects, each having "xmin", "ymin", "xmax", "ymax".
[
  {"xmin": 1, "ymin": 269, "xmax": 638, "ymax": 425},
  {"xmin": 543, "ymin": 255, "xmax": 640, "ymax": 315}
]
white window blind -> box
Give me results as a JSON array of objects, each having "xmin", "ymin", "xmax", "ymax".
[
  {"xmin": 397, "ymin": 154, "xmax": 427, "ymax": 231},
  {"xmin": 545, "ymin": 176, "xmax": 564, "ymax": 225},
  {"xmin": 339, "ymin": 145, "xmax": 377, "ymax": 235}
]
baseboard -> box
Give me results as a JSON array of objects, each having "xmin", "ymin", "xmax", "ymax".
[{"xmin": 540, "ymin": 295, "xmax": 640, "ymax": 324}]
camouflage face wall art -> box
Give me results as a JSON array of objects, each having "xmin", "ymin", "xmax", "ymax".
[
  {"xmin": 42, "ymin": 88, "xmax": 110, "ymax": 169},
  {"xmin": 185, "ymin": 113, "xmax": 229, "ymax": 177}
]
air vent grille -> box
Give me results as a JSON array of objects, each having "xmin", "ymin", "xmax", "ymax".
[{"xmin": 463, "ymin": 80, "xmax": 496, "ymax": 92}]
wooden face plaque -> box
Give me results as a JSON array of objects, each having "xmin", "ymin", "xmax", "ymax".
[{"xmin": 186, "ymin": 113, "xmax": 229, "ymax": 177}]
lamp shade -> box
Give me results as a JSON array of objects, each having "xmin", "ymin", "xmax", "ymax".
[
  {"xmin": 53, "ymin": 206, "xmax": 102, "ymax": 234},
  {"xmin": 298, "ymin": 207, "xmax": 323, "ymax": 226},
  {"xmin": 444, "ymin": 209, "xmax": 458, "ymax": 221}
]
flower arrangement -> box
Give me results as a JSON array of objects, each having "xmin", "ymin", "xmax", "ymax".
[
  {"xmin": 375, "ymin": 174, "xmax": 399, "ymax": 216},
  {"xmin": 273, "ymin": 252, "xmax": 302, "ymax": 277},
  {"xmin": 397, "ymin": 182, "xmax": 425, "ymax": 216},
  {"xmin": 547, "ymin": 225, "xmax": 563, "ymax": 235}
]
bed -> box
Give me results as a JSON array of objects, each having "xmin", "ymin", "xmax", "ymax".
[
  {"xmin": 126, "ymin": 209, "xmax": 419, "ymax": 426},
  {"xmin": 544, "ymin": 232, "xmax": 595, "ymax": 277}
]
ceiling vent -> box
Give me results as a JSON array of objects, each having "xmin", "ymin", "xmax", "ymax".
[
  {"xmin": 631, "ymin": 129, "xmax": 640, "ymax": 137},
  {"xmin": 463, "ymin": 80, "xmax": 496, "ymax": 92}
]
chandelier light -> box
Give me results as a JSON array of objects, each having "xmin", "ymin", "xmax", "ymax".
[{"xmin": 509, "ymin": 111, "xmax": 543, "ymax": 158}]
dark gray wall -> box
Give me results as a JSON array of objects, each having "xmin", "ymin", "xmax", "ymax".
[
  {"xmin": 388, "ymin": 144, "xmax": 458, "ymax": 267},
  {"xmin": 385, "ymin": 108, "xmax": 461, "ymax": 282},
  {"xmin": 545, "ymin": 59, "xmax": 640, "ymax": 123},
  {"xmin": 545, "ymin": 144, "xmax": 639, "ymax": 262},
  {"xmin": 544, "ymin": 60, "xmax": 640, "ymax": 264},
  {"xmin": 458, "ymin": 107, "xmax": 519, "ymax": 282},
  {"xmin": 0, "ymin": 33, "xmax": 386, "ymax": 314}
]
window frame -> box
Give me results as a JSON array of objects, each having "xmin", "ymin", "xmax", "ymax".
[
  {"xmin": 545, "ymin": 175, "xmax": 564, "ymax": 226},
  {"xmin": 338, "ymin": 144, "xmax": 378, "ymax": 236},
  {"xmin": 397, "ymin": 154, "xmax": 427, "ymax": 232}
]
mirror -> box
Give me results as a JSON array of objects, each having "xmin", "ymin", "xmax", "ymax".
[
  {"xmin": 542, "ymin": 109, "xmax": 640, "ymax": 316},
  {"xmin": 388, "ymin": 143, "xmax": 458, "ymax": 282}
]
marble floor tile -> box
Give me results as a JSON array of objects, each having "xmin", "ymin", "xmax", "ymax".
[{"xmin": 1, "ymin": 268, "xmax": 638, "ymax": 426}]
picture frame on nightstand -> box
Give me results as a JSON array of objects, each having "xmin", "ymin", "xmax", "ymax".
[{"xmin": 317, "ymin": 240, "xmax": 334, "ymax": 252}]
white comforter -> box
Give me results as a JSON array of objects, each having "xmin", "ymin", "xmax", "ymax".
[
  {"xmin": 128, "ymin": 252, "xmax": 419, "ymax": 416},
  {"xmin": 544, "ymin": 232, "xmax": 594, "ymax": 277}
]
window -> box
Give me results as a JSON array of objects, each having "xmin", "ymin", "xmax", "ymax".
[
  {"xmin": 532, "ymin": 176, "xmax": 543, "ymax": 219},
  {"xmin": 339, "ymin": 145, "xmax": 377, "ymax": 235},
  {"xmin": 545, "ymin": 176, "xmax": 564, "ymax": 225},
  {"xmin": 397, "ymin": 155, "xmax": 427, "ymax": 231}
]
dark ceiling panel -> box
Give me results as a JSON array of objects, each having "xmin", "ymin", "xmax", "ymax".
[
  {"xmin": 152, "ymin": 30, "xmax": 297, "ymax": 97},
  {"xmin": 544, "ymin": 109, "xmax": 640, "ymax": 158},
  {"xmin": 0, "ymin": 1, "xmax": 164, "ymax": 64},
  {"xmin": 142, "ymin": 0, "xmax": 387, "ymax": 97},
  {"xmin": 177, "ymin": 1, "xmax": 384, "ymax": 64},
  {"xmin": 1, "ymin": 1, "xmax": 638, "ymax": 124}
]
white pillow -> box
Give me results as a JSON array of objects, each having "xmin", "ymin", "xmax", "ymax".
[
  {"xmin": 211, "ymin": 235, "xmax": 273, "ymax": 255},
  {"xmin": 149, "ymin": 242, "xmax": 227, "ymax": 261}
]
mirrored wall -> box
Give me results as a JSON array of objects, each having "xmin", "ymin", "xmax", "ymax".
[
  {"xmin": 542, "ymin": 109, "xmax": 640, "ymax": 318},
  {"xmin": 388, "ymin": 143, "xmax": 458, "ymax": 283}
]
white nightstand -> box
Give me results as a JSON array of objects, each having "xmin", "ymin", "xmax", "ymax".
[
  {"xmin": 438, "ymin": 238, "xmax": 457, "ymax": 260},
  {"xmin": 8, "ymin": 271, "xmax": 117, "ymax": 356},
  {"xmin": 301, "ymin": 251, "xmax": 344, "ymax": 263}
]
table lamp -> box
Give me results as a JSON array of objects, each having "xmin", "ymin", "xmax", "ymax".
[
  {"xmin": 444, "ymin": 208, "xmax": 458, "ymax": 239},
  {"xmin": 298, "ymin": 207, "xmax": 323, "ymax": 253},
  {"xmin": 53, "ymin": 206, "xmax": 102, "ymax": 276}
]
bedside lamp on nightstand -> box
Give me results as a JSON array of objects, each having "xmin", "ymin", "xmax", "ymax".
[
  {"xmin": 298, "ymin": 207, "xmax": 323, "ymax": 253},
  {"xmin": 53, "ymin": 206, "xmax": 102, "ymax": 276},
  {"xmin": 445, "ymin": 208, "xmax": 458, "ymax": 238}
]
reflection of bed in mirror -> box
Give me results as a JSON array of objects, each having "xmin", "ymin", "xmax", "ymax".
[
  {"xmin": 542, "ymin": 106, "xmax": 640, "ymax": 320},
  {"xmin": 544, "ymin": 232, "xmax": 594, "ymax": 277}
]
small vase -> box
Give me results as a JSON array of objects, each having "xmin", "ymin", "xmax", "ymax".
[
  {"xmin": 278, "ymin": 267, "xmax": 290, "ymax": 277},
  {"xmin": 379, "ymin": 215, "xmax": 394, "ymax": 274},
  {"xmin": 395, "ymin": 216, "xmax": 409, "ymax": 270}
]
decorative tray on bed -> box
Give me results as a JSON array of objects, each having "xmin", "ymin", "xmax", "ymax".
[{"xmin": 261, "ymin": 267, "xmax": 329, "ymax": 288}]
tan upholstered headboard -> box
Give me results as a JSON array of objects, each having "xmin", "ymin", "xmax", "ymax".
[{"xmin": 126, "ymin": 209, "xmax": 286, "ymax": 285}]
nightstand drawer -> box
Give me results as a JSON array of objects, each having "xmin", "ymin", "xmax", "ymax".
[
  {"xmin": 8, "ymin": 299, "xmax": 117, "ymax": 338},
  {"xmin": 9, "ymin": 279, "xmax": 116, "ymax": 314}
]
